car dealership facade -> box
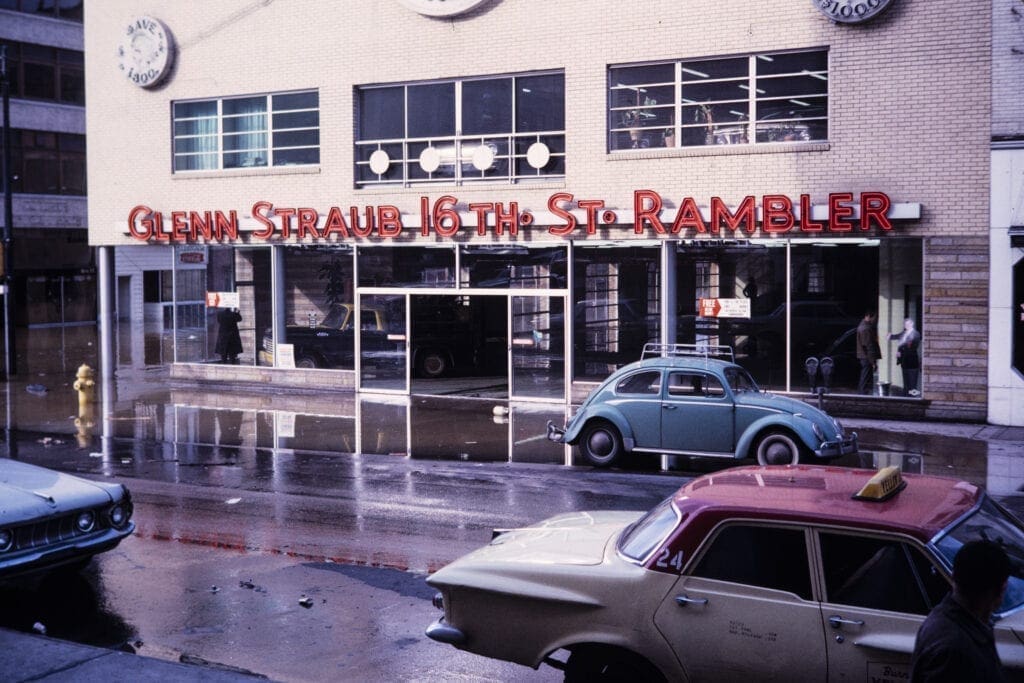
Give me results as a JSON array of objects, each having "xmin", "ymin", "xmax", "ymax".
[{"xmin": 84, "ymin": 0, "xmax": 1022, "ymax": 425}]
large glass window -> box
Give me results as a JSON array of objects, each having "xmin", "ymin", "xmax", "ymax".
[
  {"xmin": 0, "ymin": 0, "xmax": 82, "ymax": 20},
  {"xmin": 355, "ymin": 71, "xmax": 565, "ymax": 187},
  {"xmin": 574, "ymin": 246, "xmax": 660, "ymax": 380},
  {"xmin": 608, "ymin": 50, "xmax": 828, "ymax": 151},
  {"xmin": 358, "ymin": 246, "xmax": 455, "ymax": 288},
  {"xmin": 2, "ymin": 42, "xmax": 85, "ymax": 103},
  {"xmin": 173, "ymin": 90, "xmax": 319, "ymax": 172},
  {"xmin": 10, "ymin": 130, "xmax": 86, "ymax": 195},
  {"xmin": 459, "ymin": 245, "xmax": 567, "ymax": 289}
]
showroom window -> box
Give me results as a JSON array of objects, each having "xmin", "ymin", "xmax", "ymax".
[
  {"xmin": 172, "ymin": 90, "xmax": 320, "ymax": 172},
  {"xmin": 355, "ymin": 71, "xmax": 565, "ymax": 187},
  {"xmin": 608, "ymin": 49, "xmax": 828, "ymax": 151}
]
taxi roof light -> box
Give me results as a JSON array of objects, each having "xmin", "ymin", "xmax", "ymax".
[{"xmin": 852, "ymin": 465, "xmax": 906, "ymax": 502}]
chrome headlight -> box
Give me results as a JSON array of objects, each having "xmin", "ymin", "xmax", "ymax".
[
  {"xmin": 0, "ymin": 528, "xmax": 12, "ymax": 552},
  {"xmin": 108, "ymin": 504, "xmax": 130, "ymax": 529},
  {"xmin": 76, "ymin": 511, "xmax": 96, "ymax": 533},
  {"xmin": 432, "ymin": 592, "xmax": 445, "ymax": 611}
]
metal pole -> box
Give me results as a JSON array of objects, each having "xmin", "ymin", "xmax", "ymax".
[{"xmin": 1, "ymin": 45, "xmax": 15, "ymax": 378}]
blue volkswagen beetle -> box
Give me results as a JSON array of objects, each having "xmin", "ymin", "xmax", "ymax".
[{"xmin": 547, "ymin": 344, "xmax": 857, "ymax": 467}]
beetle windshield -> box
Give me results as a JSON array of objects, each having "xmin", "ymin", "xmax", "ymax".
[
  {"xmin": 724, "ymin": 367, "xmax": 759, "ymax": 393},
  {"xmin": 617, "ymin": 496, "xmax": 680, "ymax": 563},
  {"xmin": 934, "ymin": 496, "xmax": 1024, "ymax": 615}
]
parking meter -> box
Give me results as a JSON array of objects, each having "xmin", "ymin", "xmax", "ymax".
[
  {"xmin": 819, "ymin": 356, "xmax": 835, "ymax": 390},
  {"xmin": 804, "ymin": 357, "xmax": 819, "ymax": 391}
]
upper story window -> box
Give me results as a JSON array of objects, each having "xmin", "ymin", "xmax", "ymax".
[
  {"xmin": 608, "ymin": 50, "xmax": 828, "ymax": 151},
  {"xmin": 0, "ymin": 0, "xmax": 83, "ymax": 21},
  {"xmin": 1, "ymin": 41, "xmax": 84, "ymax": 105},
  {"xmin": 355, "ymin": 71, "xmax": 565, "ymax": 187},
  {"xmin": 172, "ymin": 90, "xmax": 319, "ymax": 172},
  {"xmin": 9, "ymin": 129, "xmax": 86, "ymax": 195}
]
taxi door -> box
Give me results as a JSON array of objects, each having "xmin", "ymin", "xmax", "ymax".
[
  {"xmin": 653, "ymin": 523, "xmax": 828, "ymax": 681},
  {"xmin": 814, "ymin": 530, "xmax": 947, "ymax": 681}
]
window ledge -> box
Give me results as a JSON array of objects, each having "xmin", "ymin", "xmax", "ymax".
[
  {"xmin": 608, "ymin": 141, "xmax": 830, "ymax": 161},
  {"xmin": 354, "ymin": 179, "xmax": 567, "ymax": 195},
  {"xmin": 172, "ymin": 165, "xmax": 322, "ymax": 180}
]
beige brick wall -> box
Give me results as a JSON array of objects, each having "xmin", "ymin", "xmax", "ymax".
[{"xmin": 86, "ymin": 0, "xmax": 992, "ymax": 418}]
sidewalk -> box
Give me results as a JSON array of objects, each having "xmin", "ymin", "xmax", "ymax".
[{"xmin": 0, "ymin": 628, "xmax": 266, "ymax": 682}]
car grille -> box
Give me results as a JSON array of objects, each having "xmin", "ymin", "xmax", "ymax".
[{"xmin": 10, "ymin": 509, "xmax": 108, "ymax": 553}]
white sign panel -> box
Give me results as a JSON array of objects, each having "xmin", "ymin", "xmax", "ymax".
[
  {"xmin": 205, "ymin": 291, "xmax": 240, "ymax": 309},
  {"xmin": 698, "ymin": 298, "xmax": 752, "ymax": 319},
  {"xmin": 276, "ymin": 343, "xmax": 296, "ymax": 369}
]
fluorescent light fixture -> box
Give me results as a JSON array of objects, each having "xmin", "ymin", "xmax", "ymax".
[
  {"xmin": 729, "ymin": 110, "xmax": 746, "ymax": 117},
  {"xmin": 521, "ymin": 88, "xmax": 532, "ymax": 93},
  {"xmin": 739, "ymin": 84, "xmax": 767, "ymax": 94},
  {"xmin": 681, "ymin": 67, "xmax": 709, "ymax": 78},
  {"xmin": 802, "ymin": 70, "xmax": 828, "ymax": 81},
  {"xmin": 757, "ymin": 55, "xmax": 775, "ymax": 62},
  {"xmin": 789, "ymin": 99, "xmax": 810, "ymax": 106}
]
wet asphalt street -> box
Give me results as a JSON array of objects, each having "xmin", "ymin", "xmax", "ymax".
[{"xmin": 1, "ymin": 326, "xmax": 1024, "ymax": 680}]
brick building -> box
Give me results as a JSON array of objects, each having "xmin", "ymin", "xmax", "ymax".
[{"xmin": 84, "ymin": 0, "xmax": 1013, "ymax": 423}]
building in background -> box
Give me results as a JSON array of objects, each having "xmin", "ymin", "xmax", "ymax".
[
  {"xmin": 0, "ymin": 1, "xmax": 94, "ymax": 343},
  {"xmin": 83, "ymin": 0, "xmax": 1019, "ymax": 425}
]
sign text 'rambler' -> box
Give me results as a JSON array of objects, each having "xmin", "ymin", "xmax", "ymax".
[{"xmin": 126, "ymin": 190, "xmax": 898, "ymax": 243}]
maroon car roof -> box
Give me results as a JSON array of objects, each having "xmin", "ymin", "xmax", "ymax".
[{"xmin": 672, "ymin": 465, "xmax": 982, "ymax": 543}]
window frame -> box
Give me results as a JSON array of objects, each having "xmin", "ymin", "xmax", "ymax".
[
  {"xmin": 607, "ymin": 49, "xmax": 829, "ymax": 152},
  {"xmin": 9, "ymin": 128, "xmax": 86, "ymax": 195},
  {"xmin": 354, "ymin": 70, "xmax": 566, "ymax": 188},
  {"xmin": 2, "ymin": 41, "xmax": 85, "ymax": 104},
  {"xmin": 172, "ymin": 89, "xmax": 320, "ymax": 173}
]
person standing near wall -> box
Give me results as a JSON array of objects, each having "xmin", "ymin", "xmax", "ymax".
[
  {"xmin": 856, "ymin": 311, "xmax": 881, "ymax": 395},
  {"xmin": 215, "ymin": 307, "xmax": 243, "ymax": 364},
  {"xmin": 890, "ymin": 318, "xmax": 921, "ymax": 396}
]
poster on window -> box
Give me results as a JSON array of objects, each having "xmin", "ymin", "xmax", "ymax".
[{"xmin": 205, "ymin": 291, "xmax": 240, "ymax": 309}]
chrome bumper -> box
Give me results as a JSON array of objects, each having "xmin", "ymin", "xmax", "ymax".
[
  {"xmin": 546, "ymin": 420, "xmax": 566, "ymax": 443},
  {"xmin": 426, "ymin": 617, "xmax": 466, "ymax": 646},
  {"xmin": 816, "ymin": 432, "xmax": 858, "ymax": 459}
]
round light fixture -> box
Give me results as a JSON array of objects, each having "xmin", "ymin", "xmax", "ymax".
[
  {"xmin": 419, "ymin": 146, "xmax": 442, "ymax": 173},
  {"xmin": 471, "ymin": 144, "xmax": 495, "ymax": 171},
  {"xmin": 526, "ymin": 142, "xmax": 551, "ymax": 169},
  {"xmin": 368, "ymin": 150, "xmax": 391, "ymax": 175}
]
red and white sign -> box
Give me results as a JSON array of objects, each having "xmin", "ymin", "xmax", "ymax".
[
  {"xmin": 699, "ymin": 298, "xmax": 751, "ymax": 319},
  {"xmin": 205, "ymin": 291, "xmax": 240, "ymax": 309}
]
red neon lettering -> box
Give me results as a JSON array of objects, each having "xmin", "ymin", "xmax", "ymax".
[
  {"xmin": 546, "ymin": 193, "xmax": 576, "ymax": 236},
  {"xmin": 469, "ymin": 203, "xmax": 494, "ymax": 236},
  {"xmin": 296, "ymin": 208, "xmax": 321, "ymax": 239},
  {"xmin": 170, "ymin": 211, "xmax": 189, "ymax": 242},
  {"xmin": 634, "ymin": 190, "xmax": 666, "ymax": 235},
  {"xmin": 828, "ymin": 193, "xmax": 854, "ymax": 232},
  {"xmin": 710, "ymin": 196, "xmax": 756, "ymax": 234},
  {"xmin": 214, "ymin": 211, "xmax": 239, "ymax": 240},
  {"xmin": 322, "ymin": 207, "xmax": 350, "ymax": 238},
  {"xmin": 577, "ymin": 200, "xmax": 604, "ymax": 235},
  {"xmin": 127, "ymin": 205, "xmax": 155, "ymax": 240},
  {"xmin": 671, "ymin": 198, "xmax": 707, "ymax": 235},
  {"xmin": 762, "ymin": 195, "xmax": 794, "ymax": 233},
  {"xmin": 494, "ymin": 202, "xmax": 519, "ymax": 236},
  {"xmin": 861, "ymin": 192, "xmax": 892, "ymax": 231},
  {"xmin": 252, "ymin": 201, "xmax": 276, "ymax": 239},
  {"xmin": 799, "ymin": 194, "xmax": 824, "ymax": 232},
  {"xmin": 377, "ymin": 206, "xmax": 402, "ymax": 238},
  {"xmin": 432, "ymin": 196, "xmax": 460, "ymax": 237}
]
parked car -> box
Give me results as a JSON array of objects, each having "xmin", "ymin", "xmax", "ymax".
[
  {"xmin": 0, "ymin": 459, "xmax": 134, "ymax": 579},
  {"xmin": 426, "ymin": 465, "xmax": 1024, "ymax": 681},
  {"xmin": 547, "ymin": 344, "xmax": 856, "ymax": 467}
]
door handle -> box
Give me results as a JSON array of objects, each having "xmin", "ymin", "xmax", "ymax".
[
  {"xmin": 662, "ymin": 404, "xmax": 677, "ymax": 410},
  {"xmin": 828, "ymin": 615, "xmax": 865, "ymax": 629},
  {"xmin": 675, "ymin": 594, "xmax": 708, "ymax": 607}
]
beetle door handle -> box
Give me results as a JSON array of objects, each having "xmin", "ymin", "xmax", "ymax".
[
  {"xmin": 663, "ymin": 404, "xmax": 677, "ymax": 410},
  {"xmin": 828, "ymin": 615, "xmax": 865, "ymax": 629},
  {"xmin": 675, "ymin": 594, "xmax": 708, "ymax": 607}
]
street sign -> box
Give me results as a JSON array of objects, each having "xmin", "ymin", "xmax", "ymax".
[{"xmin": 698, "ymin": 297, "xmax": 751, "ymax": 318}]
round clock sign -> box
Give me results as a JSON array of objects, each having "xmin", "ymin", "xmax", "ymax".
[
  {"xmin": 814, "ymin": 0, "xmax": 894, "ymax": 23},
  {"xmin": 117, "ymin": 16, "xmax": 175, "ymax": 88},
  {"xmin": 397, "ymin": 0, "xmax": 490, "ymax": 17}
]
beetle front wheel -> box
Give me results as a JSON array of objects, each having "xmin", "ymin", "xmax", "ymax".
[
  {"xmin": 755, "ymin": 431, "xmax": 801, "ymax": 466},
  {"xmin": 578, "ymin": 421, "xmax": 624, "ymax": 468}
]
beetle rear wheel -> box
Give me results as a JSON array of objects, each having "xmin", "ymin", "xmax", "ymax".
[
  {"xmin": 296, "ymin": 355, "xmax": 319, "ymax": 369},
  {"xmin": 755, "ymin": 430, "xmax": 801, "ymax": 466},
  {"xmin": 564, "ymin": 645, "xmax": 665, "ymax": 682},
  {"xmin": 578, "ymin": 421, "xmax": 624, "ymax": 468}
]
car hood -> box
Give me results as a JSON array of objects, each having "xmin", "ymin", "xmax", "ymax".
[
  {"xmin": 0, "ymin": 459, "xmax": 117, "ymax": 520},
  {"xmin": 734, "ymin": 391, "xmax": 807, "ymax": 414}
]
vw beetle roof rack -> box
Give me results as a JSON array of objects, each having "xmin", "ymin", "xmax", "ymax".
[{"xmin": 641, "ymin": 343, "xmax": 735, "ymax": 363}]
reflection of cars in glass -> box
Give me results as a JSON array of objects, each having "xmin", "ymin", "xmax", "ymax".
[
  {"xmin": 426, "ymin": 466, "xmax": 1024, "ymax": 681},
  {"xmin": 547, "ymin": 344, "xmax": 856, "ymax": 467},
  {"xmin": 0, "ymin": 459, "xmax": 134, "ymax": 579},
  {"xmin": 728, "ymin": 300, "xmax": 860, "ymax": 359}
]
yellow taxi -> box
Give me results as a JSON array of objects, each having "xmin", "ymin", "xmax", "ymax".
[{"xmin": 426, "ymin": 465, "xmax": 1024, "ymax": 681}]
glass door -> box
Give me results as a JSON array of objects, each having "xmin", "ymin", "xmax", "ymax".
[
  {"xmin": 358, "ymin": 293, "xmax": 408, "ymax": 393},
  {"xmin": 509, "ymin": 295, "xmax": 565, "ymax": 401}
]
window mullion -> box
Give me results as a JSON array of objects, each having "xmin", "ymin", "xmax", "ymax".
[{"xmin": 748, "ymin": 56, "xmax": 757, "ymax": 145}]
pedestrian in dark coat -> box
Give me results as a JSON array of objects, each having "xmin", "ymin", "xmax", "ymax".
[
  {"xmin": 910, "ymin": 540, "xmax": 1011, "ymax": 683},
  {"xmin": 215, "ymin": 308, "xmax": 243, "ymax": 363},
  {"xmin": 855, "ymin": 311, "xmax": 881, "ymax": 394}
]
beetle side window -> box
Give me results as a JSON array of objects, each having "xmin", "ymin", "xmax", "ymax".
[
  {"xmin": 616, "ymin": 370, "xmax": 661, "ymax": 395},
  {"xmin": 819, "ymin": 533, "xmax": 949, "ymax": 615},
  {"xmin": 692, "ymin": 524, "xmax": 812, "ymax": 600},
  {"xmin": 667, "ymin": 372, "xmax": 724, "ymax": 398}
]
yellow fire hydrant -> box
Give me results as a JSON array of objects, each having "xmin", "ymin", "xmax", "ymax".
[{"xmin": 73, "ymin": 363, "xmax": 96, "ymax": 447}]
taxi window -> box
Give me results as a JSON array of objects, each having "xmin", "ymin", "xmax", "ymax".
[
  {"xmin": 819, "ymin": 533, "xmax": 948, "ymax": 615},
  {"xmin": 692, "ymin": 524, "xmax": 812, "ymax": 600},
  {"xmin": 618, "ymin": 496, "xmax": 679, "ymax": 563},
  {"xmin": 616, "ymin": 370, "xmax": 661, "ymax": 395}
]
